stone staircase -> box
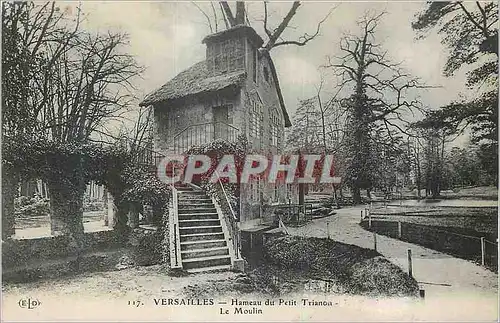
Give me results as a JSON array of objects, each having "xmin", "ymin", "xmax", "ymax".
[{"xmin": 176, "ymin": 185, "xmax": 232, "ymax": 273}]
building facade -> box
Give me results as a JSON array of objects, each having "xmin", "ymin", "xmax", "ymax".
[{"xmin": 140, "ymin": 25, "xmax": 298, "ymax": 230}]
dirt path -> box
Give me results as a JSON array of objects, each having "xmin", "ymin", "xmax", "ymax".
[
  {"xmin": 287, "ymin": 205, "xmax": 498, "ymax": 319},
  {"xmin": 2, "ymin": 206, "xmax": 498, "ymax": 321}
]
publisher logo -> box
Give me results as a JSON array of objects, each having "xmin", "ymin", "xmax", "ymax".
[{"xmin": 18, "ymin": 297, "xmax": 41, "ymax": 310}]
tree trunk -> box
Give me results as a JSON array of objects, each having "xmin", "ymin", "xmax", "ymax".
[
  {"xmin": 2, "ymin": 166, "xmax": 17, "ymax": 240},
  {"xmin": 352, "ymin": 186, "xmax": 361, "ymax": 205},
  {"xmin": 113, "ymin": 199, "xmax": 130, "ymax": 238},
  {"xmin": 235, "ymin": 2, "xmax": 245, "ymax": 25},
  {"xmin": 332, "ymin": 184, "xmax": 339, "ymax": 209},
  {"xmin": 128, "ymin": 203, "xmax": 140, "ymax": 229},
  {"xmin": 298, "ymin": 183, "xmax": 305, "ymax": 205},
  {"xmin": 47, "ymin": 181, "xmax": 85, "ymax": 256}
]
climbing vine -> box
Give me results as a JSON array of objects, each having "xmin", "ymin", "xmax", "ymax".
[{"xmin": 2, "ymin": 134, "xmax": 170, "ymax": 241}]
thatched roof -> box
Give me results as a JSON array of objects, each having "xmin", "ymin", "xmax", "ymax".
[
  {"xmin": 264, "ymin": 51, "xmax": 291, "ymax": 127},
  {"xmin": 139, "ymin": 61, "xmax": 246, "ymax": 107}
]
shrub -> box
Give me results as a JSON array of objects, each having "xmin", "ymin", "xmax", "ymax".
[
  {"xmin": 83, "ymin": 200, "xmax": 105, "ymax": 212},
  {"xmin": 14, "ymin": 195, "xmax": 50, "ymax": 218},
  {"xmin": 263, "ymin": 236, "xmax": 419, "ymax": 296},
  {"xmin": 128, "ymin": 227, "xmax": 162, "ymax": 266}
]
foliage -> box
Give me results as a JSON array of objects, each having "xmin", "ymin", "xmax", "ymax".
[
  {"xmin": 413, "ymin": 2, "xmax": 498, "ymax": 76},
  {"xmin": 286, "ymin": 98, "xmax": 326, "ymax": 151},
  {"xmin": 14, "ymin": 195, "xmax": 50, "ymax": 218},
  {"xmin": 185, "ymin": 135, "xmax": 248, "ymax": 184},
  {"xmin": 83, "ymin": 200, "xmax": 105, "ymax": 212},
  {"xmin": 128, "ymin": 227, "xmax": 163, "ymax": 266},
  {"xmin": 263, "ymin": 235, "xmax": 419, "ymax": 296},
  {"xmin": 413, "ymin": 2, "xmax": 498, "ymax": 182},
  {"xmin": 3, "ymin": 135, "xmax": 170, "ymax": 222},
  {"xmin": 445, "ymin": 146, "xmax": 496, "ymax": 188},
  {"xmin": 121, "ymin": 164, "xmax": 170, "ymax": 208}
]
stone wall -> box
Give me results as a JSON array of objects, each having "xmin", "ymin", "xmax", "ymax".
[
  {"xmin": 237, "ymin": 47, "xmax": 295, "ymax": 224},
  {"xmin": 2, "ymin": 230, "xmax": 121, "ymax": 269}
]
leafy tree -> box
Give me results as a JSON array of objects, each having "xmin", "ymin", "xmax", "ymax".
[
  {"xmin": 413, "ymin": 2, "xmax": 498, "ymax": 75},
  {"xmin": 413, "ymin": 2, "xmax": 498, "ymax": 181}
]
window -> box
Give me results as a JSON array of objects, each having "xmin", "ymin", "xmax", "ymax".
[
  {"xmin": 250, "ymin": 98, "xmax": 262, "ymax": 138},
  {"xmin": 263, "ymin": 66, "xmax": 269, "ymax": 83},
  {"xmin": 269, "ymin": 108, "xmax": 281, "ymax": 146},
  {"xmin": 252, "ymin": 49, "xmax": 258, "ymax": 83},
  {"xmin": 272, "ymin": 184, "xmax": 279, "ymax": 202},
  {"xmin": 250, "ymin": 178, "xmax": 261, "ymax": 202},
  {"xmin": 271, "ymin": 125, "xmax": 278, "ymax": 146},
  {"xmin": 286, "ymin": 184, "xmax": 295, "ymax": 200}
]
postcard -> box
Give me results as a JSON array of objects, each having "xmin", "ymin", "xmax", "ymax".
[{"xmin": 2, "ymin": 1, "xmax": 498, "ymax": 322}]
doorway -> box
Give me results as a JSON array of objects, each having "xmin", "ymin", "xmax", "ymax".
[{"xmin": 213, "ymin": 105, "xmax": 229, "ymax": 140}]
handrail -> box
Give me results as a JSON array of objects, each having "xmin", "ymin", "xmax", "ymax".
[
  {"xmin": 216, "ymin": 171, "xmax": 237, "ymax": 221},
  {"xmin": 172, "ymin": 122, "xmax": 240, "ymax": 154},
  {"xmin": 214, "ymin": 170, "xmax": 240, "ymax": 260},
  {"xmin": 169, "ymin": 185, "xmax": 183, "ymax": 268},
  {"xmin": 173, "ymin": 121, "xmax": 239, "ymax": 140},
  {"xmin": 276, "ymin": 212, "xmax": 290, "ymax": 235}
]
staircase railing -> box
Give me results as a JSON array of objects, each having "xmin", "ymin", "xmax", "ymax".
[
  {"xmin": 213, "ymin": 171, "xmax": 241, "ymax": 260},
  {"xmin": 276, "ymin": 212, "xmax": 290, "ymax": 235},
  {"xmin": 173, "ymin": 122, "xmax": 239, "ymax": 154},
  {"xmin": 169, "ymin": 185, "xmax": 182, "ymax": 268}
]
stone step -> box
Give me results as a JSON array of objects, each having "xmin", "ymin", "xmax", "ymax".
[
  {"xmin": 178, "ymin": 203, "xmax": 215, "ymax": 209},
  {"xmin": 182, "ymin": 255, "xmax": 231, "ymax": 270},
  {"xmin": 180, "ymin": 232, "xmax": 225, "ymax": 242},
  {"xmin": 179, "ymin": 225, "xmax": 222, "ymax": 235},
  {"xmin": 186, "ymin": 264, "xmax": 231, "ymax": 273},
  {"xmin": 178, "ymin": 213, "xmax": 219, "ymax": 220},
  {"xmin": 178, "ymin": 191, "xmax": 207, "ymax": 195},
  {"xmin": 176, "ymin": 188, "xmax": 194, "ymax": 192},
  {"xmin": 178, "ymin": 198, "xmax": 213, "ymax": 204},
  {"xmin": 181, "ymin": 246, "xmax": 229, "ymax": 259},
  {"xmin": 178, "ymin": 196, "xmax": 211, "ymax": 202},
  {"xmin": 180, "ymin": 239, "xmax": 227, "ymax": 251},
  {"xmin": 179, "ymin": 219, "xmax": 221, "ymax": 227},
  {"xmin": 178, "ymin": 208, "xmax": 217, "ymax": 214}
]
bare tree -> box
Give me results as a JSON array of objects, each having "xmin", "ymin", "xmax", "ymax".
[
  {"xmin": 2, "ymin": 1, "xmax": 81, "ymax": 239},
  {"xmin": 38, "ymin": 31, "xmax": 143, "ymax": 143},
  {"xmin": 2, "ymin": 2, "xmax": 143, "ymax": 245},
  {"xmin": 192, "ymin": 1, "xmax": 336, "ymax": 52},
  {"xmin": 325, "ymin": 12, "xmax": 427, "ymax": 204}
]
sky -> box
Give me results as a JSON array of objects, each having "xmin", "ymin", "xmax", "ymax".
[{"xmin": 63, "ymin": 1, "xmax": 479, "ymax": 145}]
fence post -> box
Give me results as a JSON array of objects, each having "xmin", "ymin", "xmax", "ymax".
[
  {"xmin": 407, "ymin": 249, "xmax": 413, "ymax": 278},
  {"xmin": 361, "ymin": 210, "xmax": 364, "ymax": 221},
  {"xmin": 326, "ymin": 221, "xmax": 330, "ymax": 240},
  {"xmin": 368, "ymin": 211, "xmax": 372, "ymax": 229},
  {"xmin": 373, "ymin": 232, "xmax": 377, "ymax": 251},
  {"xmin": 481, "ymin": 237, "xmax": 485, "ymax": 266},
  {"xmin": 398, "ymin": 221, "xmax": 402, "ymax": 239}
]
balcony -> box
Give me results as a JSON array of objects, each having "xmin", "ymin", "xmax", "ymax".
[{"xmin": 173, "ymin": 122, "xmax": 239, "ymax": 154}]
